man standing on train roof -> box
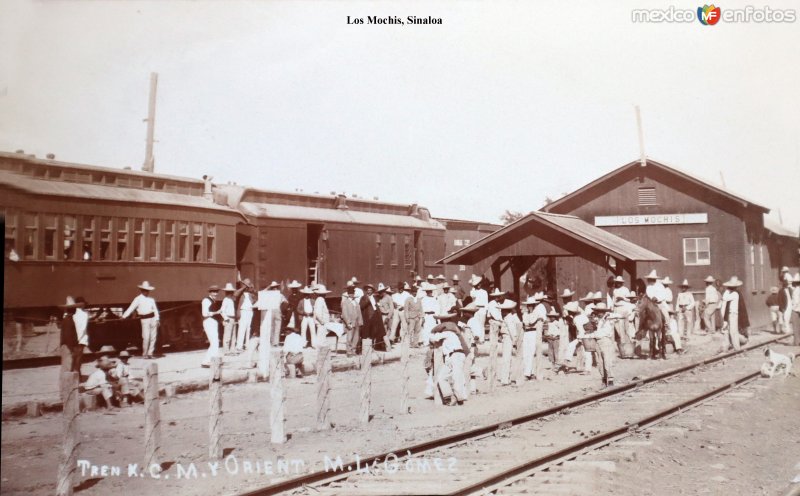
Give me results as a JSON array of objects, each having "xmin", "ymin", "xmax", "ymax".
[
  {"xmin": 258, "ymin": 280, "xmax": 287, "ymax": 347},
  {"xmin": 59, "ymin": 296, "xmax": 83, "ymax": 374},
  {"xmin": 676, "ymin": 279, "xmax": 696, "ymax": 339},
  {"xmin": 201, "ymin": 285, "xmax": 222, "ymax": 368},
  {"xmin": 220, "ymin": 283, "xmax": 238, "ymax": 355},
  {"xmin": 341, "ymin": 283, "xmax": 363, "ymax": 357},
  {"xmin": 297, "ymin": 286, "xmax": 317, "ymax": 348},
  {"xmin": 122, "ymin": 281, "xmax": 160, "ymax": 359},
  {"xmin": 703, "ymin": 275, "xmax": 721, "ymax": 333},
  {"xmin": 236, "ymin": 278, "xmax": 256, "ymax": 353}
]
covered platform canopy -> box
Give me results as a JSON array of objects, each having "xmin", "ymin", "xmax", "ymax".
[{"xmin": 438, "ymin": 211, "xmax": 666, "ymax": 298}]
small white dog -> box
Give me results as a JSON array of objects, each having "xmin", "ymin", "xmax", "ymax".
[{"xmin": 761, "ymin": 348, "xmax": 795, "ymax": 378}]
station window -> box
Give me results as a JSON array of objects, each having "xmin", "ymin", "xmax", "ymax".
[
  {"xmin": 390, "ymin": 234, "xmax": 398, "ymax": 266},
  {"xmin": 82, "ymin": 216, "xmax": 94, "ymax": 261},
  {"xmin": 179, "ymin": 222, "xmax": 189, "ymax": 261},
  {"xmin": 164, "ymin": 220, "xmax": 175, "ymax": 261},
  {"xmin": 117, "ymin": 218, "xmax": 129, "ymax": 260},
  {"xmin": 23, "ymin": 213, "xmax": 38, "ymax": 259},
  {"xmin": 99, "ymin": 217, "xmax": 112, "ymax": 260},
  {"xmin": 205, "ymin": 224, "xmax": 215, "ymax": 262},
  {"xmin": 683, "ymin": 237, "xmax": 710, "ymax": 266},
  {"xmin": 4, "ymin": 211, "xmax": 18, "ymax": 260},
  {"xmin": 149, "ymin": 220, "xmax": 160, "ymax": 260},
  {"xmin": 404, "ymin": 235, "xmax": 412, "ymax": 266},
  {"xmin": 375, "ymin": 233, "xmax": 383, "ymax": 266},
  {"xmin": 192, "ymin": 223, "xmax": 203, "ymax": 261},
  {"xmin": 43, "ymin": 214, "xmax": 57, "ymax": 259},
  {"xmin": 63, "ymin": 215, "xmax": 76, "ymax": 260},
  {"xmin": 133, "ymin": 219, "xmax": 145, "ymax": 260}
]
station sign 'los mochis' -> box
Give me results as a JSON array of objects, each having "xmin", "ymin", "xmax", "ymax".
[{"xmin": 594, "ymin": 213, "xmax": 708, "ymax": 227}]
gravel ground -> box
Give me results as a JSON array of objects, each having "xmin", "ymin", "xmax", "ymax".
[{"xmin": 1, "ymin": 330, "xmax": 795, "ymax": 496}]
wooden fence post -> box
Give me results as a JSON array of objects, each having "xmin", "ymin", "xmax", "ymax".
[
  {"xmin": 208, "ymin": 357, "xmax": 222, "ymax": 460},
  {"xmin": 488, "ymin": 322, "xmax": 498, "ymax": 393},
  {"xmin": 270, "ymin": 350, "xmax": 286, "ymax": 443},
  {"xmin": 433, "ymin": 345, "xmax": 444, "ymax": 405},
  {"xmin": 534, "ymin": 323, "xmax": 544, "ymax": 380},
  {"xmin": 60, "ymin": 345, "xmax": 72, "ymax": 374},
  {"xmin": 360, "ymin": 339, "xmax": 372, "ymax": 423},
  {"xmin": 316, "ymin": 346, "xmax": 332, "ymax": 430},
  {"xmin": 511, "ymin": 322, "xmax": 525, "ymax": 384},
  {"xmin": 56, "ymin": 371, "xmax": 79, "ymax": 496},
  {"xmin": 400, "ymin": 332, "xmax": 411, "ymax": 414},
  {"xmin": 144, "ymin": 362, "xmax": 162, "ymax": 471}
]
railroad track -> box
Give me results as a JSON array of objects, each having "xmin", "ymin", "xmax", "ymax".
[{"xmin": 237, "ymin": 333, "xmax": 792, "ymax": 496}]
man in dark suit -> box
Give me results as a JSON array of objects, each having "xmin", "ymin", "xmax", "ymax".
[{"xmin": 59, "ymin": 296, "xmax": 82, "ymax": 374}]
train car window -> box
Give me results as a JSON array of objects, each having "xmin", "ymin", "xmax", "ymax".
[
  {"xmin": 404, "ymin": 235, "xmax": 412, "ymax": 266},
  {"xmin": 63, "ymin": 215, "xmax": 77, "ymax": 260},
  {"xmin": 164, "ymin": 220, "xmax": 175, "ymax": 261},
  {"xmin": 192, "ymin": 223, "xmax": 203, "ymax": 261},
  {"xmin": 117, "ymin": 218, "xmax": 130, "ymax": 260},
  {"xmin": 149, "ymin": 219, "xmax": 161, "ymax": 261},
  {"xmin": 43, "ymin": 214, "xmax": 57, "ymax": 259},
  {"xmin": 205, "ymin": 224, "xmax": 215, "ymax": 262},
  {"xmin": 179, "ymin": 222, "xmax": 189, "ymax": 261},
  {"xmin": 133, "ymin": 219, "xmax": 145, "ymax": 260},
  {"xmin": 375, "ymin": 233, "xmax": 383, "ymax": 267},
  {"xmin": 23, "ymin": 213, "xmax": 38, "ymax": 259},
  {"xmin": 4, "ymin": 210, "xmax": 18, "ymax": 260},
  {"xmin": 99, "ymin": 217, "xmax": 112, "ymax": 260},
  {"xmin": 82, "ymin": 216, "xmax": 95, "ymax": 261},
  {"xmin": 390, "ymin": 234, "xmax": 398, "ymax": 266}
]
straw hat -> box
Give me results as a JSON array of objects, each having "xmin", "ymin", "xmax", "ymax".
[
  {"xmin": 427, "ymin": 274, "xmax": 435, "ymax": 280},
  {"xmin": 781, "ymin": 266, "xmax": 790, "ymax": 272},
  {"xmin": 241, "ymin": 278, "xmax": 254, "ymax": 289},
  {"xmin": 564, "ymin": 301, "xmax": 581, "ymax": 314},
  {"xmin": 704, "ymin": 275, "xmax": 716, "ymax": 283},
  {"xmin": 364, "ymin": 283, "xmax": 375, "ymax": 290},
  {"xmin": 662, "ymin": 276, "xmax": 673, "ymax": 285},
  {"xmin": 592, "ymin": 291, "xmax": 603, "ymax": 301},
  {"xmin": 794, "ymin": 273, "xmax": 800, "ymax": 283},
  {"xmin": 498, "ymin": 300, "xmax": 517, "ymax": 310},
  {"xmin": 547, "ymin": 308, "xmax": 560, "ymax": 318},
  {"xmin": 490, "ymin": 288, "xmax": 506, "ymax": 297},
  {"xmin": 376, "ymin": 283, "xmax": 388, "ymax": 293},
  {"xmin": 522, "ymin": 295, "xmax": 539, "ymax": 306},
  {"xmin": 645, "ymin": 270, "xmax": 659, "ymax": 280},
  {"xmin": 313, "ymin": 284, "xmax": 331, "ymax": 294},
  {"xmin": 451, "ymin": 274, "xmax": 460, "ymax": 281},
  {"xmin": 414, "ymin": 275, "xmax": 423, "ymax": 282},
  {"xmin": 96, "ymin": 356, "xmax": 114, "ymax": 370},
  {"xmin": 288, "ymin": 280, "xmax": 303, "ymax": 289},
  {"xmin": 208, "ymin": 284, "xmax": 220, "ymax": 292},
  {"xmin": 460, "ymin": 302, "xmax": 484, "ymax": 313},
  {"xmin": 421, "ymin": 282, "xmax": 436, "ymax": 292},
  {"xmin": 349, "ymin": 277, "xmax": 361, "ymax": 285},
  {"xmin": 434, "ymin": 311, "xmax": 457, "ymax": 320},
  {"xmin": 441, "ymin": 282, "xmax": 451, "ymax": 290},
  {"xmin": 266, "ymin": 281, "xmax": 280, "ymax": 289},
  {"xmin": 591, "ymin": 303, "xmax": 611, "ymax": 313},
  {"xmin": 119, "ymin": 350, "xmax": 131, "ymax": 359},
  {"xmin": 299, "ymin": 286, "xmax": 315, "ymax": 295},
  {"xmin": 223, "ymin": 283, "xmax": 236, "ymax": 292},
  {"xmin": 436, "ymin": 274, "xmax": 446, "ymax": 281},
  {"xmin": 59, "ymin": 296, "xmax": 81, "ymax": 309},
  {"xmin": 138, "ymin": 281, "xmax": 155, "ymax": 291},
  {"xmin": 560, "ymin": 288, "xmax": 575, "ymax": 298},
  {"xmin": 722, "ymin": 276, "xmax": 743, "ymax": 287},
  {"xmin": 469, "ymin": 274, "xmax": 483, "ymax": 286},
  {"xmin": 579, "ymin": 291, "xmax": 595, "ymax": 302},
  {"xmin": 769, "ymin": 287, "xmax": 779, "ymax": 294},
  {"xmin": 403, "ymin": 282, "xmax": 412, "ymax": 291},
  {"xmin": 679, "ymin": 279, "xmax": 690, "ymax": 287},
  {"xmin": 613, "ymin": 276, "xmax": 625, "ymax": 284}
]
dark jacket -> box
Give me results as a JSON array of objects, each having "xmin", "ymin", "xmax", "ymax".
[
  {"xmin": 778, "ymin": 287, "xmax": 792, "ymax": 312},
  {"xmin": 60, "ymin": 313, "xmax": 78, "ymax": 347}
]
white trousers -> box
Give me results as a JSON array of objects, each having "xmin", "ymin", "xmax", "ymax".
[
  {"xmin": 421, "ymin": 315, "xmax": 436, "ymax": 345},
  {"xmin": 522, "ymin": 330, "xmax": 537, "ymax": 377},
  {"xmin": 140, "ymin": 317, "xmax": 158, "ymax": 357},
  {"xmin": 668, "ymin": 326, "xmax": 682, "ymax": 350},
  {"xmin": 203, "ymin": 318, "xmax": 219, "ymax": 365},
  {"xmin": 438, "ymin": 352, "xmax": 467, "ymax": 401},
  {"xmin": 300, "ymin": 316, "xmax": 316, "ymax": 347},
  {"xmin": 236, "ymin": 310, "xmax": 253, "ymax": 350},
  {"xmin": 566, "ymin": 339, "xmax": 592, "ymax": 372},
  {"xmin": 500, "ymin": 334, "xmax": 513, "ymax": 384},
  {"xmin": 473, "ymin": 309, "xmax": 487, "ymax": 342}
]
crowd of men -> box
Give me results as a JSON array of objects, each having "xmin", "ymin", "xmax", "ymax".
[{"xmin": 60, "ymin": 267, "xmax": 800, "ymax": 408}]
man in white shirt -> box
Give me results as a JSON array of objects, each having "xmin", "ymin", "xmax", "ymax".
[
  {"xmin": 282, "ymin": 326, "xmax": 305, "ymax": 378},
  {"xmin": 583, "ymin": 304, "xmax": 619, "ymax": 387},
  {"xmin": 391, "ymin": 283, "xmax": 413, "ymax": 342},
  {"xmin": 236, "ymin": 279, "xmax": 256, "ymax": 353},
  {"xmin": 73, "ymin": 296, "xmax": 89, "ymax": 355},
  {"xmin": 564, "ymin": 301, "xmax": 592, "ymax": 373},
  {"xmin": 83, "ymin": 357, "xmax": 115, "ymax": 407},
  {"xmin": 675, "ymin": 280, "xmax": 696, "ymax": 339},
  {"xmin": 201, "ymin": 285, "xmax": 221, "ymax": 368},
  {"xmin": 702, "ymin": 276, "xmax": 721, "ymax": 333},
  {"xmin": 720, "ymin": 277, "xmax": 743, "ymax": 351},
  {"xmin": 792, "ymin": 274, "xmax": 800, "ymax": 346},
  {"xmin": 122, "ymin": 281, "xmax": 160, "ymax": 359},
  {"xmin": 297, "ymin": 287, "xmax": 316, "ymax": 347},
  {"xmin": 220, "ymin": 283, "xmax": 238, "ymax": 355},
  {"xmin": 521, "ymin": 294, "xmax": 546, "ymax": 380},
  {"xmin": 611, "ymin": 277, "xmax": 635, "ymax": 344},
  {"xmin": 438, "ymin": 283, "xmax": 457, "ymax": 315},
  {"xmin": 644, "ymin": 270, "xmax": 670, "ymax": 329},
  {"xmin": 313, "ymin": 284, "xmax": 332, "ymax": 348},
  {"xmin": 420, "ymin": 284, "xmax": 439, "ymax": 346},
  {"xmin": 428, "ymin": 315, "xmax": 467, "ymax": 406},
  {"xmin": 256, "ymin": 280, "xmax": 286, "ymax": 347}
]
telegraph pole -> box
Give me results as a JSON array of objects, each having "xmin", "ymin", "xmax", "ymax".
[
  {"xmin": 635, "ymin": 105, "xmax": 646, "ymax": 168},
  {"xmin": 143, "ymin": 72, "xmax": 158, "ymax": 172}
]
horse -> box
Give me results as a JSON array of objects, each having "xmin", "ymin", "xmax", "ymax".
[{"xmin": 635, "ymin": 296, "xmax": 666, "ymax": 359}]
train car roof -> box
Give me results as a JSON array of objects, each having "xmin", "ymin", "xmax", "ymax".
[
  {"xmin": 0, "ymin": 169, "xmax": 240, "ymax": 214},
  {"xmin": 239, "ymin": 202, "xmax": 445, "ymax": 230}
]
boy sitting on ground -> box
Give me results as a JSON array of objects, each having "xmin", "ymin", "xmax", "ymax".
[
  {"xmin": 108, "ymin": 351, "xmax": 143, "ymax": 406},
  {"xmin": 83, "ymin": 356, "xmax": 115, "ymax": 408},
  {"xmin": 283, "ymin": 326, "xmax": 305, "ymax": 378}
]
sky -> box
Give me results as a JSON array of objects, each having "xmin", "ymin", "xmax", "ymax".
[{"xmin": 1, "ymin": 0, "xmax": 798, "ymax": 230}]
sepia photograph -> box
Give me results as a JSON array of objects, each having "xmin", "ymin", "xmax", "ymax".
[{"xmin": 1, "ymin": 1, "xmax": 799, "ymax": 495}]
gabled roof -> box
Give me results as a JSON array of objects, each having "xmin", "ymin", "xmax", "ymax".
[
  {"xmin": 543, "ymin": 157, "xmax": 769, "ymax": 215},
  {"xmin": 764, "ymin": 216, "xmax": 798, "ymax": 238},
  {"xmin": 438, "ymin": 210, "xmax": 666, "ymax": 265}
]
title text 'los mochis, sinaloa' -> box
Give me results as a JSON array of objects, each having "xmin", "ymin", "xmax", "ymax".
[{"xmin": 347, "ymin": 16, "xmax": 443, "ymax": 25}]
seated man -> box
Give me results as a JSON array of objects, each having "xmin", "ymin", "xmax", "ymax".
[
  {"xmin": 83, "ymin": 356, "xmax": 115, "ymax": 408},
  {"xmin": 283, "ymin": 326, "xmax": 305, "ymax": 378},
  {"xmin": 108, "ymin": 351, "xmax": 142, "ymax": 405}
]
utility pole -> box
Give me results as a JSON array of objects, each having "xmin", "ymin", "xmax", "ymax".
[
  {"xmin": 635, "ymin": 105, "xmax": 646, "ymax": 167},
  {"xmin": 143, "ymin": 72, "xmax": 158, "ymax": 172}
]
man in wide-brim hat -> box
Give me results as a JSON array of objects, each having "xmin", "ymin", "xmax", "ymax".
[
  {"xmin": 297, "ymin": 287, "xmax": 317, "ymax": 348},
  {"xmin": 644, "ymin": 270, "xmax": 670, "ymax": 330},
  {"xmin": 200, "ymin": 284, "xmax": 222, "ymax": 367},
  {"xmin": 218, "ymin": 283, "xmax": 239, "ymax": 355},
  {"xmin": 720, "ymin": 276, "xmax": 749, "ymax": 351},
  {"xmin": 58, "ymin": 296, "xmax": 86, "ymax": 374},
  {"xmin": 122, "ymin": 281, "xmax": 160, "ymax": 359},
  {"xmin": 234, "ymin": 278, "xmax": 257, "ymax": 353},
  {"xmin": 583, "ymin": 303, "xmax": 617, "ymax": 387},
  {"xmin": 702, "ymin": 275, "xmax": 721, "ymax": 333},
  {"xmin": 675, "ymin": 279, "xmax": 696, "ymax": 339},
  {"xmin": 83, "ymin": 356, "xmax": 115, "ymax": 408}
]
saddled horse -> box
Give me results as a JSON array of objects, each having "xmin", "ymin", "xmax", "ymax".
[{"xmin": 635, "ymin": 296, "xmax": 666, "ymax": 359}]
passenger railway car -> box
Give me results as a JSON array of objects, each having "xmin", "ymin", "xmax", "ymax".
[{"xmin": 1, "ymin": 151, "xmax": 444, "ymax": 356}]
